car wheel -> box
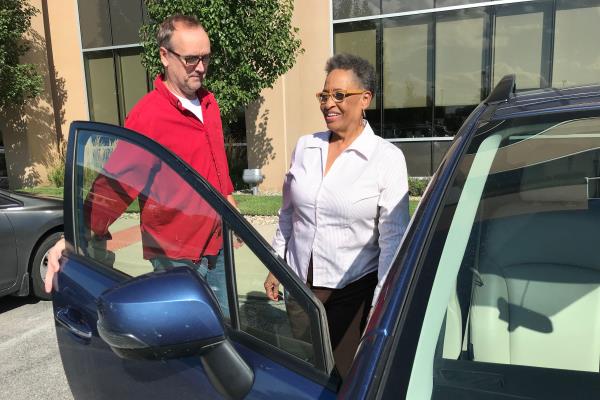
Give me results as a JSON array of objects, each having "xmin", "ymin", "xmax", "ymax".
[{"xmin": 31, "ymin": 231, "xmax": 63, "ymax": 300}]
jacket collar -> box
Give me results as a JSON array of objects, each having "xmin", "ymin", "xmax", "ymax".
[{"xmin": 305, "ymin": 122, "xmax": 377, "ymax": 160}]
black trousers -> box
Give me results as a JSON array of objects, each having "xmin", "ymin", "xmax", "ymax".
[{"xmin": 287, "ymin": 261, "xmax": 377, "ymax": 380}]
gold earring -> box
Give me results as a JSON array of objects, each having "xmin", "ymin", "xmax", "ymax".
[{"xmin": 362, "ymin": 109, "xmax": 366, "ymax": 119}]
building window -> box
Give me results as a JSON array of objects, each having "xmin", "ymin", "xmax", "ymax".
[
  {"xmin": 492, "ymin": 1, "xmax": 553, "ymax": 89},
  {"xmin": 382, "ymin": 15, "xmax": 433, "ymax": 139},
  {"xmin": 107, "ymin": 0, "xmax": 146, "ymax": 46},
  {"xmin": 78, "ymin": 0, "xmax": 112, "ymax": 49},
  {"xmin": 383, "ymin": 0, "xmax": 434, "ymax": 14},
  {"xmin": 78, "ymin": 0, "xmax": 145, "ymax": 49},
  {"xmin": 435, "ymin": 0, "xmax": 492, "ymax": 6},
  {"xmin": 84, "ymin": 51, "xmax": 120, "ymax": 125},
  {"xmin": 78, "ymin": 0, "xmax": 149, "ymax": 125},
  {"xmin": 332, "ymin": 0, "xmax": 380, "ymax": 20},
  {"xmin": 83, "ymin": 49, "xmax": 150, "ymax": 126},
  {"xmin": 435, "ymin": 9, "xmax": 486, "ymax": 108},
  {"xmin": 553, "ymin": 0, "xmax": 600, "ymax": 88},
  {"xmin": 334, "ymin": 20, "xmax": 381, "ymax": 132}
]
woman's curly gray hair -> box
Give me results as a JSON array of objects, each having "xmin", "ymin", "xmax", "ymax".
[{"xmin": 325, "ymin": 53, "xmax": 376, "ymax": 95}]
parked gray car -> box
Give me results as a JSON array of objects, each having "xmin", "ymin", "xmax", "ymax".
[{"xmin": 0, "ymin": 189, "xmax": 62, "ymax": 300}]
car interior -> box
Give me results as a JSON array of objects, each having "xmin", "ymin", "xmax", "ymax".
[{"xmin": 432, "ymin": 117, "xmax": 600, "ymax": 398}]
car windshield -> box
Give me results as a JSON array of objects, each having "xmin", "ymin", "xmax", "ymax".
[{"xmin": 407, "ymin": 111, "xmax": 600, "ymax": 399}]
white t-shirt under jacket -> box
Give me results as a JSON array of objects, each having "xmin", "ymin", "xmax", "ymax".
[{"xmin": 272, "ymin": 122, "xmax": 410, "ymax": 305}]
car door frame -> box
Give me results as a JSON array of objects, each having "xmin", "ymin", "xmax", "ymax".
[{"xmin": 62, "ymin": 121, "xmax": 336, "ymax": 389}]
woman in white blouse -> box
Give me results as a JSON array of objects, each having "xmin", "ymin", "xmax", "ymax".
[{"xmin": 264, "ymin": 54, "xmax": 409, "ymax": 378}]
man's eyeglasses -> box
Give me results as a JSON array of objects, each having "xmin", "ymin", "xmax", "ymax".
[
  {"xmin": 165, "ymin": 48, "xmax": 211, "ymax": 67},
  {"xmin": 316, "ymin": 89, "xmax": 369, "ymax": 104}
]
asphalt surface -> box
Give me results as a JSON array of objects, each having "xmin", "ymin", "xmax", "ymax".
[{"xmin": 0, "ymin": 296, "xmax": 73, "ymax": 400}]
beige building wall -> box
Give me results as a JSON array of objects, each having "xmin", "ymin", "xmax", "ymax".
[
  {"xmin": 246, "ymin": 0, "xmax": 332, "ymax": 192},
  {"xmin": 0, "ymin": 0, "xmax": 87, "ymax": 189}
]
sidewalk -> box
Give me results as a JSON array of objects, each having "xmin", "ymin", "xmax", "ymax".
[{"xmin": 103, "ymin": 214, "xmax": 279, "ymax": 277}]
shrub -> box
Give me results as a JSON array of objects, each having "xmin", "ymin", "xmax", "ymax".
[
  {"xmin": 408, "ymin": 177, "xmax": 430, "ymax": 197},
  {"xmin": 48, "ymin": 162, "xmax": 64, "ymax": 188}
]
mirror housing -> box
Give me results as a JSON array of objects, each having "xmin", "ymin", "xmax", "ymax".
[
  {"xmin": 96, "ymin": 267, "xmax": 254, "ymax": 400},
  {"xmin": 97, "ymin": 267, "xmax": 225, "ymax": 360}
]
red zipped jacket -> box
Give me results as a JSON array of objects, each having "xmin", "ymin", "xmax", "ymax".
[{"xmin": 84, "ymin": 75, "xmax": 234, "ymax": 260}]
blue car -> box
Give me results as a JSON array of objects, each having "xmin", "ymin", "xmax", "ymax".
[{"xmin": 53, "ymin": 75, "xmax": 600, "ymax": 399}]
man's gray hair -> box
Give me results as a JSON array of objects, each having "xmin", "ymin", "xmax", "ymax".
[
  {"xmin": 325, "ymin": 53, "xmax": 376, "ymax": 95},
  {"xmin": 156, "ymin": 14, "xmax": 205, "ymax": 48}
]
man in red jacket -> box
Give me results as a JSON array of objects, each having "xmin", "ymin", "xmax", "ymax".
[{"xmin": 45, "ymin": 14, "xmax": 237, "ymax": 316}]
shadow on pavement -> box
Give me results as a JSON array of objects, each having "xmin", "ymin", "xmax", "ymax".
[{"xmin": 0, "ymin": 296, "xmax": 41, "ymax": 314}]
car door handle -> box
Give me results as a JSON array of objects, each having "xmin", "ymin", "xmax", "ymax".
[{"xmin": 55, "ymin": 308, "xmax": 93, "ymax": 340}]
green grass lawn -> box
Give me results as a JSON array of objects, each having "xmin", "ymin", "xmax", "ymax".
[
  {"xmin": 18, "ymin": 186, "xmax": 63, "ymax": 198},
  {"xmin": 409, "ymin": 200, "xmax": 418, "ymax": 216},
  {"xmin": 233, "ymin": 194, "xmax": 281, "ymax": 216},
  {"xmin": 21, "ymin": 187, "xmax": 419, "ymax": 217}
]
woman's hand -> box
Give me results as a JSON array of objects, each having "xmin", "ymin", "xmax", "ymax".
[{"xmin": 264, "ymin": 272, "xmax": 281, "ymax": 301}]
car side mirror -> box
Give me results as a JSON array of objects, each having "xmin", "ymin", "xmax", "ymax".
[{"xmin": 96, "ymin": 267, "xmax": 253, "ymax": 400}]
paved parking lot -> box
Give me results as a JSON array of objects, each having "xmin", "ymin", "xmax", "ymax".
[{"xmin": 0, "ymin": 296, "xmax": 72, "ymax": 400}]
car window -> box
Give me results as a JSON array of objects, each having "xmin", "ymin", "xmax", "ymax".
[
  {"xmin": 400, "ymin": 114, "xmax": 600, "ymax": 399},
  {"xmin": 229, "ymin": 224, "xmax": 316, "ymax": 364},
  {"xmin": 73, "ymin": 132, "xmax": 222, "ymax": 282},
  {"xmin": 72, "ymin": 129, "xmax": 328, "ymax": 372},
  {"xmin": 0, "ymin": 193, "xmax": 19, "ymax": 207},
  {"xmin": 75, "ymin": 132, "xmax": 226, "ymax": 318}
]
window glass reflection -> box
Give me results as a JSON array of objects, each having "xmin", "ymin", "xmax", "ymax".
[
  {"xmin": 74, "ymin": 132, "xmax": 228, "ymax": 321},
  {"xmin": 118, "ymin": 49, "xmax": 149, "ymax": 121},
  {"xmin": 108, "ymin": 0, "xmax": 144, "ymax": 46},
  {"xmin": 435, "ymin": 0, "xmax": 497, "ymax": 6},
  {"xmin": 435, "ymin": 10, "xmax": 485, "ymax": 107},
  {"xmin": 332, "ymin": 0, "xmax": 380, "ymax": 20},
  {"xmin": 230, "ymin": 226, "xmax": 316, "ymax": 365},
  {"xmin": 553, "ymin": 0, "xmax": 600, "ymax": 88},
  {"xmin": 493, "ymin": 2, "xmax": 551, "ymax": 89},
  {"xmin": 85, "ymin": 48, "xmax": 148, "ymax": 126},
  {"xmin": 383, "ymin": 0, "xmax": 433, "ymax": 13},
  {"xmin": 334, "ymin": 22, "xmax": 379, "ymax": 113},
  {"xmin": 394, "ymin": 142, "xmax": 432, "ymax": 176},
  {"xmin": 78, "ymin": 0, "xmax": 111, "ymax": 49},
  {"xmin": 85, "ymin": 52, "xmax": 119, "ymax": 125},
  {"xmin": 434, "ymin": 10, "xmax": 485, "ymax": 137},
  {"xmin": 383, "ymin": 16, "xmax": 433, "ymax": 139}
]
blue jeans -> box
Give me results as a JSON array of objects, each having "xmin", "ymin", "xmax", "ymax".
[{"xmin": 150, "ymin": 250, "xmax": 229, "ymax": 319}]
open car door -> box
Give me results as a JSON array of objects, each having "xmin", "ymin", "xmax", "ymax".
[{"xmin": 52, "ymin": 121, "xmax": 337, "ymax": 400}]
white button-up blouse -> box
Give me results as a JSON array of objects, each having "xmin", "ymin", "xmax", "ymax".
[{"xmin": 272, "ymin": 122, "xmax": 410, "ymax": 305}]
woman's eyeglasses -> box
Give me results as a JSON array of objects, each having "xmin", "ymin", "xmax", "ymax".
[
  {"xmin": 316, "ymin": 89, "xmax": 369, "ymax": 104},
  {"xmin": 166, "ymin": 48, "xmax": 211, "ymax": 67}
]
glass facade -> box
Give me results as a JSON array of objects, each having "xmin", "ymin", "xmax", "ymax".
[{"xmin": 332, "ymin": 0, "xmax": 600, "ymax": 175}]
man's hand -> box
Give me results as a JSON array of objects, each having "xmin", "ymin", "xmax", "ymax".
[
  {"xmin": 264, "ymin": 272, "xmax": 281, "ymax": 301},
  {"xmin": 44, "ymin": 238, "xmax": 66, "ymax": 293}
]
